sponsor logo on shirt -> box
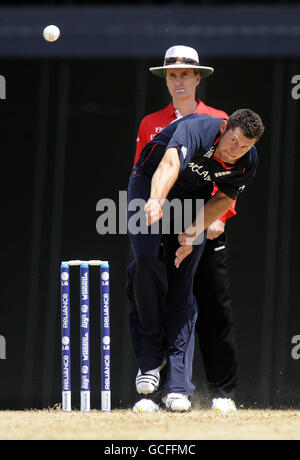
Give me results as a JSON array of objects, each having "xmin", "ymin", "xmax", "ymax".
[
  {"xmin": 181, "ymin": 146, "xmax": 187, "ymax": 159},
  {"xmin": 150, "ymin": 127, "xmax": 164, "ymax": 141},
  {"xmin": 214, "ymin": 171, "xmax": 232, "ymax": 178}
]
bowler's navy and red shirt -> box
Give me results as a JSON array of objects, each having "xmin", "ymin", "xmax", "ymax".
[{"xmin": 134, "ymin": 113, "xmax": 258, "ymax": 201}]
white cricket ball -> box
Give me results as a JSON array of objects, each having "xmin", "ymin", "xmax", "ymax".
[{"xmin": 43, "ymin": 25, "xmax": 60, "ymax": 42}]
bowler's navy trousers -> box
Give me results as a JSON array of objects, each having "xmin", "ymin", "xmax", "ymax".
[{"xmin": 127, "ymin": 170, "xmax": 206, "ymax": 397}]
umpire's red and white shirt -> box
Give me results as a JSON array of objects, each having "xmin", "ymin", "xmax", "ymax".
[{"xmin": 134, "ymin": 99, "xmax": 236, "ymax": 223}]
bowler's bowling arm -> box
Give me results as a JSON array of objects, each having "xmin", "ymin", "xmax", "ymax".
[
  {"xmin": 145, "ymin": 148, "xmax": 181, "ymax": 226},
  {"xmin": 150, "ymin": 147, "xmax": 181, "ymax": 201}
]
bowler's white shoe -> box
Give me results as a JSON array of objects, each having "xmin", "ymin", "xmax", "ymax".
[
  {"xmin": 162, "ymin": 393, "xmax": 191, "ymax": 412},
  {"xmin": 133, "ymin": 398, "xmax": 160, "ymax": 413},
  {"xmin": 136, "ymin": 361, "xmax": 165, "ymax": 395},
  {"xmin": 212, "ymin": 398, "xmax": 237, "ymax": 414}
]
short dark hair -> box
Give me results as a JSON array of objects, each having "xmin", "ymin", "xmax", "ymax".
[{"xmin": 226, "ymin": 109, "xmax": 265, "ymax": 141}]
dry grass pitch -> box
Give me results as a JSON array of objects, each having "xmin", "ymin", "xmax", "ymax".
[{"xmin": 0, "ymin": 408, "xmax": 300, "ymax": 440}]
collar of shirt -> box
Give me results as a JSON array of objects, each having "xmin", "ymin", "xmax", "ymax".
[
  {"xmin": 214, "ymin": 148, "xmax": 255, "ymax": 172},
  {"xmin": 169, "ymin": 98, "xmax": 202, "ymax": 120}
]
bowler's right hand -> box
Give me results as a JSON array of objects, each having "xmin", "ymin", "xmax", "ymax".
[{"xmin": 144, "ymin": 198, "xmax": 163, "ymax": 226}]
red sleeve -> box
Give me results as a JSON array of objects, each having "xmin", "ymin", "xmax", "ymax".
[
  {"xmin": 219, "ymin": 200, "xmax": 237, "ymax": 223},
  {"xmin": 212, "ymin": 184, "xmax": 237, "ymax": 223}
]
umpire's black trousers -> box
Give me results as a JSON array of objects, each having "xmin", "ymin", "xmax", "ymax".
[{"xmin": 194, "ymin": 231, "xmax": 238, "ymax": 400}]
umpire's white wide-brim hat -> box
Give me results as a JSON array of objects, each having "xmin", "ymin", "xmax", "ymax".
[{"xmin": 149, "ymin": 45, "xmax": 214, "ymax": 79}]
